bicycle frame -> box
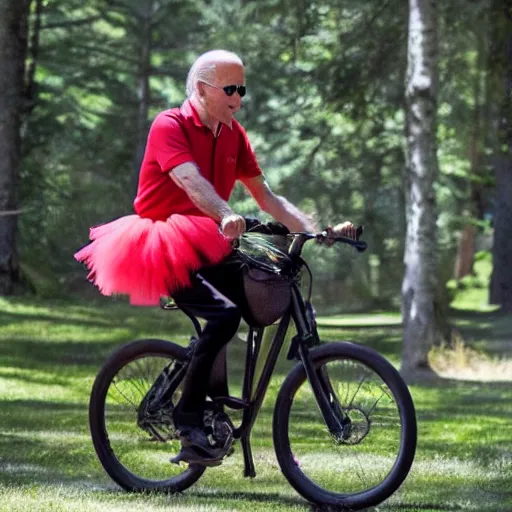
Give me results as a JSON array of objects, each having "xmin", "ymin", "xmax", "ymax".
[
  {"xmin": 229, "ymin": 281, "xmax": 347, "ymax": 478},
  {"xmin": 164, "ymin": 231, "xmax": 365, "ymax": 477}
]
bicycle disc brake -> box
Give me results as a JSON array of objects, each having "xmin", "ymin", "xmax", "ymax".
[{"xmin": 334, "ymin": 406, "xmax": 371, "ymax": 445}]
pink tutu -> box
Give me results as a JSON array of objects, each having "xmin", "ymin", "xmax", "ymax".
[{"xmin": 74, "ymin": 214, "xmax": 232, "ymax": 305}]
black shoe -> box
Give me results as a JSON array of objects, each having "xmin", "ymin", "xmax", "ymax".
[
  {"xmin": 171, "ymin": 427, "xmax": 229, "ymax": 467},
  {"xmin": 170, "ymin": 446, "xmax": 223, "ymax": 467}
]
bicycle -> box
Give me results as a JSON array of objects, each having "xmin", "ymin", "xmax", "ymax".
[{"xmin": 89, "ymin": 228, "xmax": 417, "ymax": 510}]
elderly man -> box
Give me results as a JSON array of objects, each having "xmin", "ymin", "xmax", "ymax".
[{"xmin": 76, "ymin": 49, "xmax": 355, "ymax": 465}]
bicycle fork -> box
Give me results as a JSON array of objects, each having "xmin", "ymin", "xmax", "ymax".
[
  {"xmin": 298, "ymin": 344, "xmax": 351, "ymax": 440},
  {"xmin": 290, "ymin": 284, "xmax": 350, "ymax": 441}
]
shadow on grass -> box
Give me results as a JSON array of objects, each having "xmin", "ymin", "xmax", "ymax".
[
  {"xmin": 449, "ymin": 308, "xmax": 504, "ymax": 320},
  {"xmin": 379, "ymin": 505, "xmax": 474, "ymax": 511},
  {"xmin": 0, "ymin": 339, "xmax": 124, "ymax": 374},
  {"xmin": 0, "ymin": 311, "xmax": 114, "ymax": 329},
  {"xmin": 0, "ymin": 399, "xmax": 89, "ymax": 433}
]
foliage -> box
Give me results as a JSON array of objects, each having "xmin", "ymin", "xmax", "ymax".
[{"xmin": 13, "ymin": 0, "xmax": 507, "ymax": 312}]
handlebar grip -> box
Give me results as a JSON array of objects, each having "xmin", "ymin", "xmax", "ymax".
[
  {"xmin": 317, "ymin": 225, "xmax": 367, "ymax": 252},
  {"xmin": 353, "ymin": 239, "xmax": 368, "ymax": 252},
  {"xmin": 332, "ymin": 226, "xmax": 367, "ymax": 252},
  {"xmin": 339, "ymin": 237, "xmax": 367, "ymax": 252}
]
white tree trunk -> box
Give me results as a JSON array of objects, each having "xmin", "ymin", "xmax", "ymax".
[{"xmin": 401, "ymin": 0, "xmax": 440, "ymax": 374}]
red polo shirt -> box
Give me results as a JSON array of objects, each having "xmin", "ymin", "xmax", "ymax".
[{"xmin": 133, "ymin": 100, "xmax": 262, "ymax": 221}]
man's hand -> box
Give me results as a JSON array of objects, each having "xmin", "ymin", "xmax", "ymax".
[
  {"xmin": 221, "ymin": 214, "xmax": 246, "ymax": 240},
  {"xmin": 329, "ymin": 221, "xmax": 356, "ymax": 239},
  {"xmin": 324, "ymin": 221, "xmax": 356, "ymax": 246}
]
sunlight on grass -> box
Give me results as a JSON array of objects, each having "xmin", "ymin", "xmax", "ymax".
[
  {"xmin": 429, "ymin": 330, "xmax": 512, "ymax": 382},
  {"xmin": 316, "ymin": 312, "xmax": 402, "ymax": 327},
  {"xmin": 448, "ymin": 253, "xmax": 501, "ymax": 314}
]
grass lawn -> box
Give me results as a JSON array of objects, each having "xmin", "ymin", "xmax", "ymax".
[{"xmin": 0, "ymin": 294, "xmax": 511, "ymax": 512}]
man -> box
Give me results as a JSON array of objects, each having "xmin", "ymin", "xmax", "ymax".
[
  {"xmin": 142, "ymin": 49, "xmax": 356, "ymax": 464},
  {"xmin": 74, "ymin": 47, "xmax": 355, "ymax": 463}
]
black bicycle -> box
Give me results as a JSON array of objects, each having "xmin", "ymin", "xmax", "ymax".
[{"xmin": 89, "ymin": 229, "xmax": 417, "ymax": 510}]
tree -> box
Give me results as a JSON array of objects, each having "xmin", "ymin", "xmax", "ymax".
[
  {"xmin": 490, "ymin": 0, "xmax": 512, "ymax": 311},
  {"xmin": 0, "ymin": 0, "xmax": 31, "ymax": 294},
  {"xmin": 401, "ymin": 0, "xmax": 440, "ymax": 374}
]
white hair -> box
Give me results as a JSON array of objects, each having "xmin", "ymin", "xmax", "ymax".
[{"xmin": 186, "ymin": 50, "xmax": 243, "ymax": 98}]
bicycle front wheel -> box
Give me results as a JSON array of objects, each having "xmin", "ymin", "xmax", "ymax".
[
  {"xmin": 89, "ymin": 338, "xmax": 206, "ymax": 492},
  {"xmin": 273, "ymin": 342, "xmax": 417, "ymax": 510}
]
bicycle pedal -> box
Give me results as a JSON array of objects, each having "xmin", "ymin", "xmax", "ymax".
[{"xmin": 170, "ymin": 447, "xmax": 224, "ymax": 467}]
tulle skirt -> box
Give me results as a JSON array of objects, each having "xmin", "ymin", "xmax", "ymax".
[{"xmin": 74, "ymin": 214, "xmax": 232, "ymax": 306}]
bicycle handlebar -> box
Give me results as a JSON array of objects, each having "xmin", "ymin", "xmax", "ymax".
[
  {"xmin": 318, "ymin": 233, "xmax": 368, "ymax": 252},
  {"xmin": 286, "ymin": 225, "xmax": 367, "ymax": 255}
]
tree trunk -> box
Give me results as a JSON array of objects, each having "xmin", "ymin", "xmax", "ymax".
[
  {"xmin": 454, "ymin": 25, "xmax": 487, "ymax": 281},
  {"xmin": 0, "ymin": 0, "xmax": 30, "ymax": 295},
  {"xmin": 491, "ymin": 161, "xmax": 512, "ymax": 311},
  {"xmin": 454, "ymin": 225, "xmax": 475, "ymax": 280},
  {"xmin": 489, "ymin": 2, "xmax": 512, "ymax": 312},
  {"xmin": 401, "ymin": 0, "xmax": 440, "ymax": 375},
  {"xmin": 131, "ymin": 0, "xmax": 154, "ymax": 195}
]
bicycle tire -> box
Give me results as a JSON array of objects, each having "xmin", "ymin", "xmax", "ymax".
[
  {"xmin": 273, "ymin": 342, "xmax": 417, "ymax": 509},
  {"xmin": 89, "ymin": 338, "xmax": 206, "ymax": 492}
]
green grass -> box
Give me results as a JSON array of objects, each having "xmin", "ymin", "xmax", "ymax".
[{"xmin": 0, "ymin": 295, "xmax": 511, "ymax": 511}]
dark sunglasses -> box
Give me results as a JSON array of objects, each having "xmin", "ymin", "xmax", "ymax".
[
  {"xmin": 222, "ymin": 84, "xmax": 246, "ymax": 97},
  {"xmin": 201, "ymin": 80, "xmax": 246, "ymax": 97}
]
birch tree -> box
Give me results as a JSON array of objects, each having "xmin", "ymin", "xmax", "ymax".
[{"xmin": 401, "ymin": 0, "xmax": 440, "ymax": 374}]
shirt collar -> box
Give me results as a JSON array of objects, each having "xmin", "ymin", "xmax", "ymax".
[
  {"xmin": 180, "ymin": 99, "xmax": 204, "ymax": 128},
  {"xmin": 180, "ymin": 98, "xmax": 234, "ymax": 131}
]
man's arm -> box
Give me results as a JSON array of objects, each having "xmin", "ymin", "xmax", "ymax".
[
  {"xmin": 240, "ymin": 175, "xmax": 317, "ymax": 232},
  {"xmin": 170, "ymin": 162, "xmax": 245, "ymax": 238},
  {"xmin": 171, "ymin": 162, "xmax": 233, "ymax": 221}
]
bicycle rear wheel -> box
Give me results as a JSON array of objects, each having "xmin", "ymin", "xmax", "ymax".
[
  {"xmin": 273, "ymin": 342, "xmax": 417, "ymax": 510},
  {"xmin": 89, "ymin": 338, "xmax": 206, "ymax": 492}
]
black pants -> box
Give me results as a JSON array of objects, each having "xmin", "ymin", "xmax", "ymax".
[{"xmin": 172, "ymin": 254, "xmax": 250, "ymax": 428}]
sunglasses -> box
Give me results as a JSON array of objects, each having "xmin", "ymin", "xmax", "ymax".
[{"xmin": 200, "ymin": 80, "xmax": 246, "ymax": 97}]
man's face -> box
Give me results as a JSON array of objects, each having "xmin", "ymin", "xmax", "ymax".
[{"xmin": 202, "ymin": 62, "xmax": 245, "ymax": 127}]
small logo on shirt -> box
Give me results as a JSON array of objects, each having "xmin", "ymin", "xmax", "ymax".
[{"xmin": 226, "ymin": 156, "xmax": 236, "ymax": 166}]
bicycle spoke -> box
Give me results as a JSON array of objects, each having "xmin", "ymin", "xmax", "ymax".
[
  {"xmin": 104, "ymin": 354, "xmax": 185, "ymax": 481},
  {"xmin": 366, "ymin": 390, "xmax": 385, "ymax": 417},
  {"xmin": 347, "ymin": 374, "xmax": 367, "ymax": 408},
  {"xmin": 111, "ymin": 378, "xmax": 139, "ymax": 409}
]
